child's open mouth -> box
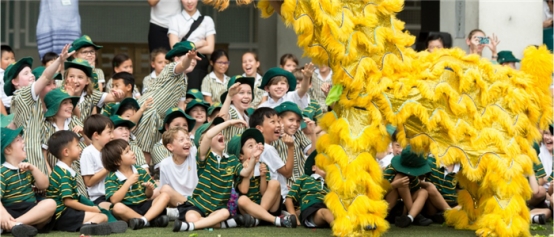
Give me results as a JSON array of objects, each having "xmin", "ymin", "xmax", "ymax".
[{"xmin": 218, "ymin": 137, "xmax": 224, "ymax": 143}]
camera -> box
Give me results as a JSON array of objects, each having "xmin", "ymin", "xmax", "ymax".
[{"xmin": 478, "ymin": 36, "xmax": 489, "ymax": 45}]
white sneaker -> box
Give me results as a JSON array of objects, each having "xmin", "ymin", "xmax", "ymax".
[{"xmin": 166, "ymin": 207, "xmax": 180, "ymax": 221}]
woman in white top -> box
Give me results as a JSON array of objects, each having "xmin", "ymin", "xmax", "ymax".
[
  {"xmin": 167, "ymin": 0, "xmax": 216, "ymax": 90},
  {"xmin": 148, "ymin": 0, "xmax": 182, "ymax": 52}
]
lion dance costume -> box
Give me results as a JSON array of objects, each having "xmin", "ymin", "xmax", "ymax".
[{"xmin": 205, "ymin": 0, "xmax": 553, "ymax": 236}]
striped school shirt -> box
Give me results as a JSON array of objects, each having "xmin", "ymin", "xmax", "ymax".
[
  {"xmin": 242, "ymin": 170, "xmax": 271, "ymax": 204},
  {"xmin": 11, "ymin": 84, "xmax": 49, "ymax": 175},
  {"xmin": 286, "ymin": 174, "xmax": 329, "ymax": 212},
  {"xmin": 77, "ymin": 90, "xmax": 106, "ymax": 124},
  {"xmin": 427, "ymin": 156, "xmax": 459, "ymax": 203},
  {"xmin": 188, "ymin": 150, "xmax": 242, "ymax": 214},
  {"xmin": 305, "ymin": 99, "xmax": 324, "ymax": 121},
  {"xmin": 308, "ymin": 69, "xmax": 332, "ymax": 113},
  {"xmin": 46, "ymin": 162, "xmax": 80, "ymax": 220},
  {"xmin": 272, "ymin": 130, "xmax": 312, "ymax": 187},
  {"xmin": 383, "ymin": 165, "xmax": 421, "ymax": 193},
  {"xmin": 244, "ymin": 73, "xmax": 264, "ymax": 108},
  {"xmin": 105, "ymin": 166, "xmax": 156, "ymax": 205},
  {"xmin": 201, "ymin": 72, "xmax": 229, "ymax": 104},
  {"xmin": 222, "ymin": 105, "xmax": 247, "ymax": 151},
  {"xmin": 1, "ymin": 162, "xmax": 37, "ymax": 206}
]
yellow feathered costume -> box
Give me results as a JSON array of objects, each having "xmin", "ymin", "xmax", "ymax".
[{"xmin": 204, "ymin": 0, "xmax": 553, "ymax": 236}]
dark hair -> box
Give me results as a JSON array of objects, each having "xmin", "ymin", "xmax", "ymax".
[
  {"xmin": 112, "ymin": 53, "xmax": 131, "ymax": 74},
  {"xmin": 292, "ymin": 68, "xmax": 304, "ymax": 82},
  {"xmin": 209, "ymin": 49, "xmax": 229, "ymax": 73},
  {"xmin": 467, "ymin": 29, "xmax": 485, "ymax": 40},
  {"xmin": 249, "ymin": 107, "xmax": 278, "ymax": 128},
  {"xmin": 242, "ymin": 51, "xmax": 262, "ymax": 75},
  {"xmin": 1, "ymin": 45, "xmax": 14, "ymax": 55},
  {"xmin": 42, "ymin": 52, "xmax": 59, "ymax": 66},
  {"xmin": 150, "ymin": 48, "xmax": 168, "ymax": 61},
  {"xmin": 112, "ymin": 72, "xmax": 135, "ymax": 92},
  {"xmin": 279, "ymin": 53, "xmax": 299, "ymax": 67},
  {"xmin": 101, "ymin": 139, "xmax": 129, "ymax": 172},
  {"xmin": 84, "ymin": 114, "xmax": 114, "ymax": 139},
  {"xmin": 47, "ymin": 130, "xmax": 80, "ymax": 159},
  {"xmin": 117, "ymin": 103, "xmax": 139, "ymax": 116},
  {"xmin": 425, "ymin": 34, "xmax": 444, "ymax": 49},
  {"xmin": 391, "ymin": 130, "xmax": 399, "ymax": 143}
]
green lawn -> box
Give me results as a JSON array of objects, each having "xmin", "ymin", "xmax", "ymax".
[{"xmin": 23, "ymin": 222, "xmax": 553, "ymax": 237}]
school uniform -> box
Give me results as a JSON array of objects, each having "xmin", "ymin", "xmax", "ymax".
[
  {"xmin": 287, "ymin": 174, "xmax": 330, "ymax": 227},
  {"xmin": 427, "ymin": 156, "xmax": 460, "ymax": 206},
  {"xmin": 222, "ymin": 105, "xmax": 248, "ymax": 149},
  {"xmin": 95, "ymin": 68, "xmax": 105, "ymax": 87},
  {"xmin": 105, "ymin": 165, "xmax": 159, "ymax": 216},
  {"xmin": 134, "ymin": 62, "xmax": 187, "ymax": 153},
  {"xmin": 159, "ymin": 153, "xmax": 199, "ymax": 197},
  {"xmin": 258, "ymin": 91, "xmax": 310, "ymax": 110},
  {"xmin": 238, "ymin": 171, "xmax": 271, "ymax": 206},
  {"xmin": 152, "ymin": 140, "xmax": 172, "ymax": 168},
  {"xmin": 1, "ymin": 162, "xmax": 40, "ymax": 218},
  {"xmin": 0, "ymin": 68, "xmax": 12, "ymax": 108},
  {"xmin": 142, "ymin": 71, "xmax": 157, "ymax": 94},
  {"xmin": 130, "ymin": 138, "xmax": 149, "ymax": 170},
  {"xmin": 242, "ymin": 73, "xmax": 265, "ymax": 108},
  {"xmin": 76, "ymin": 90, "xmax": 108, "ymax": 124},
  {"xmin": 383, "ymin": 165, "xmax": 422, "ymax": 193},
  {"xmin": 539, "ymin": 143, "xmax": 553, "ymax": 190},
  {"xmin": 308, "ymin": 69, "xmax": 332, "ymax": 113},
  {"xmin": 80, "ymin": 145, "xmax": 107, "ymax": 204},
  {"xmin": 178, "ymin": 150, "xmax": 242, "ymax": 218},
  {"xmin": 272, "ymin": 130, "xmax": 312, "ymax": 187},
  {"xmin": 305, "ymin": 99, "xmax": 324, "ymax": 121},
  {"xmin": 259, "ymin": 144, "xmax": 288, "ymax": 199},
  {"xmin": 104, "ymin": 79, "xmax": 142, "ymax": 98},
  {"xmin": 201, "ymin": 72, "xmax": 229, "ymax": 104}
]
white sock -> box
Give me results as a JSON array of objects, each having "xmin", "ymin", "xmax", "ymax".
[
  {"xmin": 141, "ymin": 217, "xmax": 149, "ymax": 226},
  {"xmin": 274, "ymin": 217, "xmax": 281, "ymax": 226},
  {"xmin": 532, "ymin": 215, "xmax": 540, "ymax": 223},
  {"xmin": 179, "ymin": 222, "xmax": 195, "ymax": 231},
  {"xmin": 221, "ymin": 218, "xmax": 237, "ymax": 228},
  {"xmin": 255, "ymin": 218, "xmax": 260, "ymax": 226},
  {"xmin": 407, "ymin": 215, "xmax": 414, "ymax": 222}
]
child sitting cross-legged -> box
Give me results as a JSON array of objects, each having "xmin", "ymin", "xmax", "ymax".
[
  {"xmin": 1, "ymin": 127, "xmax": 55, "ymax": 237},
  {"xmin": 46, "ymin": 131, "xmax": 127, "ymax": 235},
  {"xmin": 173, "ymin": 117, "xmax": 259, "ymax": 232},
  {"xmin": 102, "ymin": 139, "xmax": 170, "ymax": 230}
]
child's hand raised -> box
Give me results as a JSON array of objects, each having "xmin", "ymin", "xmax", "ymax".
[
  {"xmin": 227, "ymin": 82, "xmax": 242, "ymax": 98},
  {"xmin": 302, "ymin": 62, "xmax": 315, "ymax": 79},
  {"xmin": 253, "ymin": 143, "xmax": 264, "ymax": 161},
  {"xmin": 72, "ymin": 125, "xmax": 83, "ymax": 135},
  {"xmin": 64, "ymin": 78, "xmax": 79, "ymax": 96},
  {"xmin": 302, "ymin": 118, "xmax": 316, "ymax": 135},
  {"xmin": 282, "ymin": 134, "xmax": 294, "ymax": 148},
  {"xmin": 58, "ymin": 44, "xmax": 75, "ymax": 63},
  {"xmin": 228, "ymin": 119, "xmax": 247, "ymax": 128},
  {"xmin": 141, "ymin": 182, "xmax": 155, "ymax": 190},
  {"xmin": 19, "ymin": 163, "xmax": 34, "ymax": 172},
  {"xmin": 184, "ymin": 50, "xmax": 202, "ymax": 61},
  {"xmin": 126, "ymin": 173, "xmax": 140, "ymax": 185},
  {"xmin": 321, "ymin": 83, "xmax": 331, "ymax": 96},
  {"xmin": 140, "ymin": 97, "xmax": 153, "ymax": 112},
  {"xmin": 111, "ymin": 89, "xmax": 124, "ymax": 101}
]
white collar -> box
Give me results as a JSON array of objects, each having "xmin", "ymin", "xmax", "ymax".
[
  {"xmin": 440, "ymin": 162, "xmax": 461, "ymax": 174},
  {"xmin": 182, "ymin": 10, "xmax": 201, "ymax": 21},
  {"xmin": 56, "ymin": 160, "xmax": 76, "ymax": 177},
  {"xmin": 230, "ymin": 104, "xmax": 248, "ymax": 122},
  {"xmin": 130, "ymin": 133, "xmax": 137, "ymax": 141},
  {"xmin": 211, "ymin": 151, "xmax": 228, "ymax": 159},
  {"xmin": 315, "ymin": 68, "xmax": 332, "ymax": 81},
  {"xmin": 150, "ymin": 71, "xmax": 157, "ymax": 79},
  {"xmin": 2, "ymin": 162, "xmax": 19, "ymax": 170},
  {"xmin": 51, "ymin": 118, "xmax": 72, "ymax": 131},
  {"xmin": 78, "ymin": 91, "xmax": 87, "ymax": 104},
  {"xmin": 210, "ymin": 72, "xmax": 228, "ymax": 84},
  {"xmin": 115, "ymin": 166, "xmax": 138, "ymax": 181},
  {"xmin": 310, "ymin": 173, "xmax": 323, "ymax": 180}
]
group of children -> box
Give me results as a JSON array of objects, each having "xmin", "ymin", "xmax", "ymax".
[{"xmin": 0, "ymin": 33, "xmax": 552, "ymax": 237}]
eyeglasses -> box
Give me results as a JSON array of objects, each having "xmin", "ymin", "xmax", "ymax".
[
  {"xmin": 80, "ymin": 50, "xmax": 95, "ymax": 56},
  {"xmin": 215, "ymin": 61, "xmax": 230, "ymax": 65}
]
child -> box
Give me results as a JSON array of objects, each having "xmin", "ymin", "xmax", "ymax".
[
  {"xmin": 219, "ymin": 75, "xmax": 254, "ymax": 144},
  {"xmin": 173, "ymin": 117, "xmax": 258, "ymax": 232},
  {"xmin": 142, "ymin": 48, "xmax": 169, "ymax": 94},
  {"xmin": 102, "ymin": 139, "xmax": 170, "ymax": 230},
  {"xmin": 31, "ymin": 52, "xmax": 59, "ymax": 79},
  {"xmin": 292, "ymin": 68, "xmax": 323, "ymax": 121},
  {"xmin": 0, "ymin": 45, "xmax": 15, "ymax": 110},
  {"xmin": 46, "ymin": 131, "xmax": 127, "ymax": 235},
  {"xmin": 106, "ymin": 54, "xmax": 141, "ymax": 98},
  {"xmin": 279, "ymin": 53, "xmax": 299, "ymax": 72},
  {"xmin": 241, "ymin": 52, "xmax": 265, "ymax": 108},
  {"xmin": 258, "ymin": 66, "xmax": 313, "ymax": 109},
  {"xmin": 152, "ymin": 107, "xmax": 196, "ymax": 169},
  {"xmin": 41, "ymin": 88, "xmax": 87, "ymax": 197},
  {"xmin": 273, "ymin": 102, "xmax": 316, "ymax": 187},
  {"xmin": 1, "ymin": 127, "xmax": 56, "ymax": 236},
  {"xmin": 133, "ymin": 41, "xmax": 201, "ymax": 168},
  {"xmin": 207, "ymin": 102, "xmax": 222, "ymax": 122},
  {"xmin": 109, "ymin": 116, "xmax": 149, "ymax": 171},
  {"xmin": 420, "ymin": 155, "xmax": 461, "ymax": 223},
  {"xmin": 528, "ymin": 172, "xmax": 552, "ymax": 224},
  {"xmin": 309, "ymin": 65, "xmax": 332, "ymax": 113},
  {"xmin": 378, "ymin": 130, "xmax": 402, "ymax": 169},
  {"xmin": 81, "ymin": 114, "xmax": 114, "ymax": 210},
  {"xmin": 497, "ymin": 50, "xmax": 520, "ymax": 69},
  {"xmin": 185, "ymin": 98, "xmax": 209, "ymax": 136},
  {"xmin": 201, "ymin": 49, "xmax": 230, "ymax": 104},
  {"xmin": 384, "ymin": 146, "xmax": 433, "ymax": 227},
  {"xmin": 249, "ymin": 108, "xmax": 294, "ymax": 202},
  {"xmin": 285, "ymin": 151, "xmax": 334, "ymax": 228},
  {"xmin": 103, "ymin": 96, "xmax": 151, "ymax": 127},
  {"xmin": 69, "ymin": 35, "xmax": 104, "ymax": 91},
  {"xmin": 110, "ymin": 72, "xmax": 136, "ymax": 99},
  {"xmin": 229, "ymin": 129, "xmax": 294, "ymax": 227},
  {"xmin": 9, "ymin": 45, "xmax": 71, "ymax": 175}
]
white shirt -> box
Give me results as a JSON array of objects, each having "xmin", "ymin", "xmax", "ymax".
[
  {"xmin": 378, "ymin": 154, "xmax": 393, "ymax": 169},
  {"xmin": 314, "ymin": 68, "xmax": 333, "ymax": 82},
  {"xmin": 539, "ymin": 143, "xmax": 553, "ymax": 189},
  {"xmin": 80, "ymin": 145, "xmax": 106, "ymax": 201},
  {"xmin": 545, "ymin": 1, "xmax": 553, "ymax": 21},
  {"xmin": 167, "ymin": 10, "xmax": 216, "ymax": 43},
  {"xmin": 440, "ymin": 163, "xmax": 460, "ymax": 179},
  {"xmin": 159, "ymin": 154, "xmax": 199, "ymax": 197},
  {"xmin": 242, "ymin": 73, "xmax": 267, "ymax": 96},
  {"xmin": 150, "ymin": 0, "xmax": 182, "ymax": 28},
  {"xmin": 258, "ymin": 143, "xmax": 288, "ymax": 199},
  {"xmin": 258, "ymin": 90, "xmax": 310, "ymax": 110},
  {"xmin": 57, "ymin": 160, "xmax": 76, "ymax": 177}
]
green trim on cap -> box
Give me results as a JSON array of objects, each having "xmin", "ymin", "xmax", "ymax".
[
  {"xmin": 159, "ymin": 107, "xmax": 196, "ymax": 134},
  {"xmin": 3, "ymin": 57, "xmax": 33, "ymax": 96},
  {"xmin": 390, "ymin": 145, "xmax": 431, "ymax": 177},
  {"xmin": 165, "ymin": 41, "xmax": 205, "ymax": 60},
  {"xmin": 44, "ymin": 88, "xmax": 80, "ymax": 118},
  {"xmin": 64, "ymin": 58, "xmax": 93, "ymax": 78},
  {"xmin": 110, "ymin": 115, "xmax": 136, "ymax": 129},
  {"xmin": 227, "ymin": 128, "xmax": 264, "ymax": 159},
  {"xmin": 259, "ymin": 67, "xmax": 296, "ymax": 92},
  {"xmin": 186, "ymin": 89, "xmax": 204, "ymax": 100},
  {"xmin": 185, "ymin": 98, "xmax": 209, "ymax": 114},
  {"xmin": 1, "ymin": 127, "xmax": 24, "ymax": 163},
  {"xmin": 69, "ymin": 35, "xmax": 103, "ymax": 52},
  {"xmin": 208, "ymin": 102, "xmax": 222, "ymax": 116},
  {"xmin": 193, "ymin": 117, "xmax": 224, "ymax": 147}
]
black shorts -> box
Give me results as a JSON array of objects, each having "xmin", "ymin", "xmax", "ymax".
[
  {"xmin": 127, "ymin": 200, "xmax": 154, "ymax": 216},
  {"xmin": 177, "ymin": 201, "xmax": 205, "ymax": 221},
  {"xmin": 447, "ymin": 201, "xmax": 458, "ymax": 208},
  {"xmin": 93, "ymin": 196, "xmax": 107, "ymax": 206},
  {"xmin": 54, "ymin": 207, "xmax": 86, "ymax": 232},
  {"xmin": 300, "ymin": 202, "xmax": 328, "ymax": 228},
  {"xmin": 5, "ymin": 202, "xmax": 37, "ymax": 219},
  {"xmin": 269, "ymin": 196, "xmax": 284, "ymax": 217}
]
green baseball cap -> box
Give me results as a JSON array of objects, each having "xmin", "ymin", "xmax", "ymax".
[
  {"xmin": 165, "ymin": 41, "xmax": 205, "ymax": 60},
  {"xmin": 208, "ymin": 102, "xmax": 222, "ymax": 116},
  {"xmin": 259, "ymin": 67, "xmax": 296, "ymax": 91},
  {"xmin": 64, "ymin": 58, "xmax": 93, "ymax": 78},
  {"xmin": 159, "ymin": 107, "xmax": 196, "ymax": 134},
  {"xmin": 304, "ymin": 151, "xmax": 317, "ymax": 176},
  {"xmin": 386, "ymin": 124, "xmax": 396, "ymax": 136},
  {"xmin": 185, "ymin": 98, "xmax": 210, "ymax": 114},
  {"xmin": 3, "ymin": 57, "xmax": 33, "ymax": 96},
  {"xmin": 220, "ymin": 75, "xmax": 256, "ymax": 104},
  {"xmin": 102, "ymin": 98, "xmax": 140, "ymax": 117},
  {"xmin": 1, "ymin": 127, "xmax": 24, "ymax": 163},
  {"xmin": 44, "ymin": 88, "xmax": 80, "ymax": 118},
  {"xmin": 497, "ymin": 51, "xmax": 520, "ymax": 64},
  {"xmin": 186, "ymin": 89, "xmax": 204, "ymax": 100},
  {"xmin": 32, "ymin": 66, "xmax": 45, "ymax": 79},
  {"xmin": 0, "ymin": 114, "xmax": 14, "ymax": 128},
  {"xmin": 69, "ymin": 35, "xmax": 103, "ymax": 52},
  {"xmin": 110, "ymin": 115, "xmax": 136, "ymax": 129},
  {"xmin": 275, "ymin": 101, "xmax": 306, "ymax": 129},
  {"xmin": 246, "ymin": 108, "xmax": 255, "ymax": 116},
  {"xmin": 227, "ymin": 128, "xmax": 264, "ymax": 158},
  {"xmin": 193, "ymin": 117, "xmax": 224, "ymax": 147},
  {"xmin": 53, "ymin": 72, "xmax": 63, "ymax": 80},
  {"xmin": 390, "ymin": 145, "xmax": 431, "ymax": 177}
]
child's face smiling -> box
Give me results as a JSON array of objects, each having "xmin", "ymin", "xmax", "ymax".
[
  {"xmin": 239, "ymin": 138, "xmax": 261, "ymax": 162},
  {"xmin": 13, "ymin": 66, "xmax": 35, "ymax": 90},
  {"xmin": 6, "ymin": 135, "xmax": 26, "ymax": 162},
  {"xmin": 231, "ymin": 84, "xmax": 252, "ymax": 111},
  {"xmin": 213, "ymin": 55, "xmax": 229, "ymax": 75},
  {"xmin": 114, "ymin": 59, "xmax": 133, "ymax": 74},
  {"xmin": 189, "ymin": 106, "xmax": 207, "ymax": 126},
  {"xmin": 120, "ymin": 145, "xmax": 136, "ymax": 166},
  {"xmin": 119, "ymin": 108, "xmax": 136, "ymax": 120},
  {"xmin": 67, "ymin": 139, "xmax": 83, "ymax": 161},
  {"xmin": 257, "ymin": 114, "xmax": 281, "ymax": 143},
  {"xmin": 543, "ymin": 129, "xmax": 553, "ymax": 153},
  {"xmin": 182, "ymin": 0, "xmax": 198, "ymax": 13},
  {"xmin": 280, "ymin": 112, "xmax": 300, "ymax": 136},
  {"xmin": 266, "ymin": 80, "xmax": 289, "ymax": 100},
  {"xmin": 170, "ymin": 130, "xmax": 192, "ymax": 158},
  {"xmin": 113, "ymin": 126, "xmax": 130, "ymax": 142},
  {"xmin": 166, "ymin": 117, "xmax": 189, "ymax": 131},
  {"xmin": 211, "ymin": 131, "xmax": 226, "ymax": 153},
  {"xmin": 76, "ymin": 46, "xmax": 96, "ymax": 66},
  {"xmin": 112, "ymin": 79, "xmax": 132, "ymax": 96},
  {"xmin": 66, "ymin": 68, "xmax": 90, "ymax": 95},
  {"xmin": 1, "ymin": 51, "xmax": 15, "ymax": 70},
  {"xmin": 96, "ymin": 125, "xmax": 114, "ymax": 147},
  {"xmin": 282, "ymin": 60, "xmax": 297, "ymax": 72},
  {"xmin": 242, "ymin": 53, "xmax": 259, "ymax": 77},
  {"xmin": 56, "ymin": 98, "xmax": 74, "ymax": 120}
]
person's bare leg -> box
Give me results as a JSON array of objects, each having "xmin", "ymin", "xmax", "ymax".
[
  {"xmin": 160, "ymin": 185, "xmax": 187, "ymax": 207},
  {"xmin": 98, "ymin": 201, "xmax": 111, "ymax": 210},
  {"xmin": 112, "ymin": 203, "xmax": 143, "ymax": 221},
  {"xmin": 83, "ymin": 212, "xmax": 108, "ymax": 223},
  {"xmin": 15, "ymin": 199, "xmax": 56, "ymax": 226},
  {"xmin": 528, "ymin": 186, "xmax": 547, "ymax": 207},
  {"xmin": 259, "ymin": 180, "xmax": 281, "ymax": 213},
  {"xmin": 312, "ymin": 208, "xmax": 334, "ymax": 226},
  {"xmin": 185, "ymin": 209, "xmax": 229, "ymax": 229},
  {"xmin": 143, "ymin": 192, "xmax": 170, "ymax": 221},
  {"xmin": 143, "ymin": 152, "xmax": 152, "ymax": 167},
  {"xmin": 425, "ymin": 184, "xmax": 451, "ymax": 212},
  {"xmin": 385, "ymin": 189, "xmax": 399, "ymax": 212},
  {"xmin": 408, "ymin": 189, "xmax": 428, "ymax": 217},
  {"xmin": 238, "ymin": 196, "xmax": 276, "ymax": 223}
]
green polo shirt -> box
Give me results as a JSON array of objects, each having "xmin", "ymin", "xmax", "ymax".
[
  {"xmin": 242, "ymin": 168, "xmax": 271, "ymax": 204},
  {"xmin": 189, "ymin": 149, "xmax": 242, "ymax": 214},
  {"xmin": 1, "ymin": 163, "xmax": 37, "ymax": 206},
  {"xmin": 46, "ymin": 162, "xmax": 79, "ymax": 220},
  {"xmin": 383, "ymin": 165, "xmax": 421, "ymax": 193},
  {"xmin": 286, "ymin": 174, "xmax": 329, "ymax": 212},
  {"xmin": 427, "ymin": 156, "xmax": 460, "ymax": 203},
  {"xmin": 533, "ymin": 161, "xmax": 546, "ymax": 180},
  {"xmin": 105, "ymin": 166, "xmax": 156, "ymax": 205}
]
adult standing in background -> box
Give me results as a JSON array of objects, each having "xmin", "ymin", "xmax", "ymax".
[
  {"xmin": 36, "ymin": 0, "xmax": 81, "ymax": 59},
  {"xmin": 148, "ymin": 0, "xmax": 182, "ymax": 52},
  {"xmin": 544, "ymin": 0, "xmax": 553, "ymax": 28},
  {"xmin": 168, "ymin": 0, "xmax": 215, "ymax": 90}
]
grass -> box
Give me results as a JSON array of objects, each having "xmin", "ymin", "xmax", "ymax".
[{"xmin": 24, "ymin": 222, "xmax": 553, "ymax": 237}]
